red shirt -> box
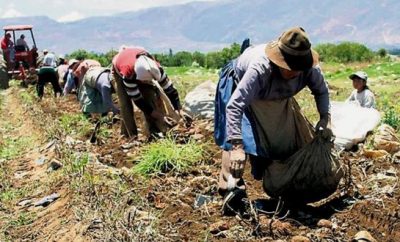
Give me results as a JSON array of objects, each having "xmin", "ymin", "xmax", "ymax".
[
  {"xmin": 1, "ymin": 37, "xmax": 8, "ymax": 50},
  {"xmin": 112, "ymin": 47, "xmax": 149, "ymax": 79}
]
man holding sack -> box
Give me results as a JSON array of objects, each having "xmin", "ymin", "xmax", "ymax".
[{"xmin": 214, "ymin": 27, "xmax": 342, "ymax": 215}]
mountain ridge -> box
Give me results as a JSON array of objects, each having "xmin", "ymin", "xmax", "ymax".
[{"xmin": 1, "ymin": 0, "xmax": 399, "ymax": 54}]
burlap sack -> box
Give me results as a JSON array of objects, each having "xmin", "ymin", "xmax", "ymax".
[
  {"xmin": 263, "ymin": 135, "xmax": 344, "ymax": 203},
  {"xmin": 137, "ymin": 80, "xmax": 180, "ymax": 134},
  {"xmin": 249, "ymin": 97, "xmax": 343, "ymax": 203}
]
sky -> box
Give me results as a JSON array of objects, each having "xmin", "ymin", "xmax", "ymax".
[{"xmin": 0, "ymin": 0, "xmax": 217, "ymax": 22}]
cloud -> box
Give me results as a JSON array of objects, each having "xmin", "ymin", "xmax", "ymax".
[
  {"xmin": 1, "ymin": 4, "xmax": 23, "ymax": 18},
  {"xmin": 0, "ymin": 0, "xmax": 217, "ymax": 21},
  {"xmin": 57, "ymin": 11, "xmax": 85, "ymax": 22}
]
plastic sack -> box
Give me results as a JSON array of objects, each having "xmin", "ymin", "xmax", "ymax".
[{"xmin": 331, "ymin": 101, "xmax": 381, "ymax": 150}]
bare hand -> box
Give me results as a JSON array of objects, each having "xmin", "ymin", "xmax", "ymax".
[
  {"xmin": 151, "ymin": 110, "xmax": 177, "ymax": 127},
  {"xmin": 316, "ymin": 113, "xmax": 334, "ymax": 140},
  {"xmin": 176, "ymin": 109, "xmax": 193, "ymax": 126},
  {"xmin": 229, "ymin": 145, "xmax": 246, "ymax": 178}
]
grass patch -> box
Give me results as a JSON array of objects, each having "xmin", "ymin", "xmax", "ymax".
[
  {"xmin": 0, "ymin": 136, "xmax": 33, "ymax": 160},
  {"xmin": 7, "ymin": 212, "xmax": 36, "ymax": 227},
  {"xmin": 19, "ymin": 90, "xmax": 34, "ymax": 105},
  {"xmin": 166, "ymin": 66, "xmax": 219, "ymax": 98},
  {"xmin": 8, "ymin": 79, "xmax": 21, "ymax": 88},
  {"xmin": 0, "ymin": 160, "xmax": 13, "ymax": 204},
  {"xmin": 59, "ymin": 113, "xmax": 92, "ymax": 138},
  {"xmin": 1, "ymin": 211, "xmax": 37, "ymax": 241},
  {"xmin": 133, "ymin": 136, "xmax": 207, "ymax": 175},
  {"xmin": 382, "ymin": 106, "xmax": 400, "ymax": 130},
  {"xmin": 0, "ymin": 187, "xmax": 28, "ymax": 205}
]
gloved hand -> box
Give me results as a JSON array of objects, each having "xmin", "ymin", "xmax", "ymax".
[
  {"xmin": 229, "ymin": 144, "xmax": 246, "ymax": 179},
  {"xmin": 316, "ymin": 113, "xmax": 334, "ymax": 140}
]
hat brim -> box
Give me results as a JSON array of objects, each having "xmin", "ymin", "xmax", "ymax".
[
  {"xmin": 349, "ymin": 74, "xmax": 367, "ymax": 81},
  {"xmin": 265, "ymin": 41, "xmax": 319, "ymax": 71},
  {"xmin": 68, "ymin": 61, "xmax": 79, "ymax": 69}
]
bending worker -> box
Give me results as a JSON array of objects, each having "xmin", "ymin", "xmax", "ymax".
[
  {"xmin": 214, "ymin": 27, "xmax": 332, "ymax": 214},
  {"xmin": 112, "ymin": 46, "xmax": 189, "ymax": 137},
  {"xmin": 78, "ymin": 66, "xmax": 119, "ymax": 117}
]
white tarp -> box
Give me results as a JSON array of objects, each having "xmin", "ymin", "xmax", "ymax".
[
  {"xmin": 332, "ymin": 101, "xmax": 381, "ymax": 149},
  {"xmin": 184, "ymin": 80, "xmax": 216, "ymax": 119}
]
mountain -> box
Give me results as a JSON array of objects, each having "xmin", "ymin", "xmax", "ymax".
[{"xmin": 0, "ymin": 0, "xmax": 399, "ymax": 54}]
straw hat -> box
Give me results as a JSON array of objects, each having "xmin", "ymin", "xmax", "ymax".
[{"xmin": 265, "ymin": 27, "xmax": 319, "ymax": 71}]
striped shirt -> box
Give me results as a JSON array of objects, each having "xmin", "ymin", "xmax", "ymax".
[{"xmin": 113, "ymin": 48, "xmax": 178, "ymax": 109}]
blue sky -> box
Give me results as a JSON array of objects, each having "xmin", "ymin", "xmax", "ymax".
[{"xmin": 0, "ymin": 0, "xmax": 217, "ymax": 22}]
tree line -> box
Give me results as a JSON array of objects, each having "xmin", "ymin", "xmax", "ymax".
[{"xmin": 67, "ymin": 42, "xmax": 389, "ymax": 69}]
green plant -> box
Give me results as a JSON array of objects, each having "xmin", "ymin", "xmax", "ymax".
[
  {"xmin": 71, "ymin": 153, "xmax": 90, "ymax": 175},
  {"xmin": 0, "ymin": 136, "xmax": 33, "ymax": 160},
  {"xmin": 133, "ymin": 136, "xmax": 207, "ymax": 175},
  {"xmin": 0, "ymin": 187, "xmax": 29, "ymax": 205},
  {"xmin": 315, "ymin": 42, "xmax": 374, "ymax": 63},
  {"xmin": 383, "ymin": 106, "xmax": 400, "ymax": 130},
  {"xmin": 377, "ymin": 48, "xmax": 387, "ymax": 58},
  {"xmin": 59, "ymin": 113, "xmax": 92, "ymax": 137},
  {"xmin": 19, "ymin": 90, "xmax": 34, "ymax": 105},
  {"xmin": 7, "ymin": 212, "xmax": 36, "ymax": 227}
]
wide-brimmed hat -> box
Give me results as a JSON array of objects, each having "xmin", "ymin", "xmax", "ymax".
[
  {"xmin": 265, "ymin": 27, "xmax": 319, "ymax": 71},
  {"xmin": 349, "ymin": 71, "xmax": 368, "ymax": 81}
]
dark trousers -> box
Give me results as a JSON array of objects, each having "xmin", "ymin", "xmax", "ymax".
[{"xmin": 37, "ymin": 71, "xmax": 62, "ymax": 98}]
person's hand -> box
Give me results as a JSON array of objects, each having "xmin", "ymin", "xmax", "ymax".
[
  {"xmin": 316, "ymin": 113, "xmax": 333, "ymax": 140},
  {"xmin": 229, "ymin": 144, "xmax": 246, "ymax": 179},
  {"xmin": 176, "ymin": 109, "xmax": 193, "ymax": 126},
  {"xmin": 151, "ymin": 110, "xmax": 176, "ymax": 127}
]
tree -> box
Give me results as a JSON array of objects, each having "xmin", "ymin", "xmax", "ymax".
[
  {"xmin": 377, "ymin": 48, "xmax": 387, "ymax": 58},
  {"xmin": 192, "ymin": 51, "xmax": 205, "ymax": 67},
  {"xmin": 314, "ymin": 42, "xmax": 374, "ymax": 63},
  {"xmin": 173, "ymin": 51, "xmax": 193, "ymax": 66}
]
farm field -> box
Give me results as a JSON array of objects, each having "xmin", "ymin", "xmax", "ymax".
[{"xmin": 1, "ymin": 59, "xmax": 400, "ymax": 241}]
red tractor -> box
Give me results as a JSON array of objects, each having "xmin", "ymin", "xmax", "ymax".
[{"xmin": 1, "ymin": 25, "xmax": 39, "ymax": 88}]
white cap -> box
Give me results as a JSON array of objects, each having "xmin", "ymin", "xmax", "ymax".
[
  {"xmin": 349, "ymin": 71, "xmax": 368, "ymax": 81},
  {"xmin": 134, "ymin": 55, "xmax": 161, "ymax": 81}
]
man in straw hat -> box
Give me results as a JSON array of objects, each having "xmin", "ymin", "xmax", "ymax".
[{"xmin": 214, "ymin": 27, "xmax": 332, "ymax": 215}]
